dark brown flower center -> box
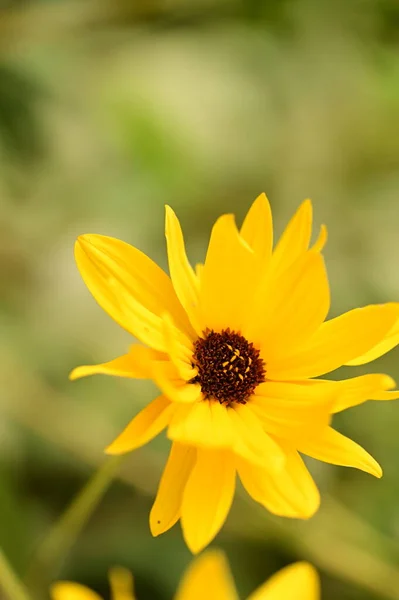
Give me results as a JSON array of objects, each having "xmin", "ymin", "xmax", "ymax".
[{"xmin": 189, "ymin": 328, "xmax": 266, "ymax": 405}]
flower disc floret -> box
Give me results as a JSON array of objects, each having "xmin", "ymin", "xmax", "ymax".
[{"xmin": 190, "ymin": 328, "xmax": 266, "ymax": 405}]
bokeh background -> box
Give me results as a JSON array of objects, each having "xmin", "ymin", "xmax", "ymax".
[{"xmin": 2, "ymin": 0, "xmax": 399, "ymax": 599}]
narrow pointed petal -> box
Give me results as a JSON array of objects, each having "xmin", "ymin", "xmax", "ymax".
[
  {"xmin": 271, "ymin": 199, "xmax": 313, "ymax": 273},
  {"xmin": 346, "ymin": 311, "xmax": 399, "ymax": 365},
  {"xmin": 109, "ymin": 568, "xmax": 136, "ymax": 600},
  {"xmin": 174, "ymin": 550, "xmax": 239, "ymax": 600},
  {"xmin": 152, "ymin": 361, "xmax": 202, "ymax": 403},
  {"xmin": 297, "ymin": 426, "xmax": 382, "ymax": 477},
  {"xmin": 50, "ymin": 583, "xmax": 102, "ymax": 600},
  {"xmin": 267, "ymin": 303, "xmax": 399, "ymax": 380},
  {"xmin": 238, "ymin": 449, "xmax": 319, "ymax": 519},
  {"xmin": 199, "ymin": 214, "xmax": 258, "ymax": 331},
  {"xmin": 150, "ymin": 442, "xmax": 196, "ymax": 537},
  {"xmin": 165, "ymin": 206, "xmax": 201, "ymax": 334},
  {"xmin": 168, "ymin": 401, "xmax": 235, "ymax": 449},
  {"xmin": 331, "ymin": 374, "xmax": 398, "ymax": 412},
  {"xmin": 240, "ymin": 193, "xmax": 273, "ymax": 265},
  {"xmin": 181, "ymin": 449, "xmax": 236, "ymax": 554},
  {"xmin": 69, "ymin": 345, "xmax": 164, "ymax": 381},
  {"xmin": 75, "ymin": 235, "xmax": 192, "ymax": 351},
  {"xmin": 105, "ymin": 395, "xmax": 174, "ymax": 455},
  {"xmin": 161, "ymin": 313, "xmax": 197, "ymax": 381},
  {"xmin": 247, "ymin": 562, "xmax": 320, "ymax": 600},
  {"xmin": 311, "ymin": 224, "xmax": 328, "ymax": 252},
  {"xmin": 247, "ymin": 251, "xmax": 329, "ymax": 351}
]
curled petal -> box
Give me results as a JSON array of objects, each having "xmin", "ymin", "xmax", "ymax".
[
  {"xmin": 331, "ymin": 374, "xmax": 398, "ymax": 412},
  {"xmin": 311, "ymin": 224, "xmax": 328, "ymax": 253}
]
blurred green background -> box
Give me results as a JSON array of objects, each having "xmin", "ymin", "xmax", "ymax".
[{"xmin": 2, "ymin": 0, "xmax": 399, "ymax": 599}]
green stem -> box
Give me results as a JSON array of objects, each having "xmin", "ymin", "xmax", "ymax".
[
  {"xmin": 0, "ymin": 547, "xmax": 32, "ymax": 600},
  {"xmin": 26, "ymin": 455, "xmax": 125, "ymax": 595}
]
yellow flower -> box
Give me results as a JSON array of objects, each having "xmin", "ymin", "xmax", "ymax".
[
  {"xmin": 70, "ymin": 194, "xmax": 399, "ymax": 553},
  {"xmin": 51, "ymin": 567, "xmax": 135, "ymax": 600},
  {"xmin": 51, "ymin": 552, "xmax": 320, "ymax": 600}
]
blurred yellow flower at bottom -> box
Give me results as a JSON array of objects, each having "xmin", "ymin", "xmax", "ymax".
[
  {"xmin": 51, "ymin": 567, "xmax": 134, "ymax": 600},
  {"xmin": 50, "ymin": 551, "xmax": 320, "ymax": 600}
]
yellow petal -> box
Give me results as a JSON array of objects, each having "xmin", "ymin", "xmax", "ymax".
[
  {"xmin": 311, "ymin": 224, "xmax": 328, "ymax": 253},
  {"xmin": 109, "ymin": 568, "xmax": 136, "ymax": 600},
  {"xmin": 271, "ymin": 199, "xmax": 313, "ymax": 273},
  {"xmin": 165, "ymin": 206, "xmax": 201, "ymax": 334},
  {"xmin": 181, "ymin": 449, "xmax": 236, "ymax": 554},
  {"xmin": 168, "ymin": 401, "xmax": 235, "ymax": 449},
  {"xmin": 240, "ymin": 193, "xmax": 273, "ymax": 265},
  {"xmin": 247, "ymin": 562, "xmax": 320, "ymax": 600},
  {"xmin": 152, "ymin": 361, "xmax": 202, "ymax": 403},
  {"xmin": 331, "ymin": 374, "xmax": 398, "ymax": 412},
  {"xmin": 50, "ymin": 583, "xmax": 102, "ymax": 600},
  {"xmin": 229, "ymin": 405, "xmax": 286, "ymax": 470},
  {"xmin": 195, "ymin": 262, "xmax": 204, "ymax": 284},
  {"xmin": 69, "ymin": 345, "xmax": 163, "ymax": 381},
  {"xmin": 174, "ymin": 550, "xmax": 239, "ymax": 600},
  {"xmin": 105, "ymin": 395, "xmax": 174, "ymax": 455},
  {"xmin": 75, "ymin": 235, "xmax": 193, "ymax": 351},
  {"xmin": 346, "ymin": 310, "xmax": 399, "ymax": 365},
  {"xmin": 267, "ymin": 303, "xmax": 399, "ymax": 380},
  {"xmin": 161, "ymin": 313, "xmax": 197, "ymax": 381},
  {"xmin": 150, "ymin": 442, "xmax": 197, "ymax": 537},
  {"xmin": 297, "ymin": 426, "xmax": 382, "ymax": 478},
  {"xmin": 237, "ymin": 449, "xmax": 319, "ymax": 519},
  {"xmin": 369, "ymin": 389, "xmax": 399, "ymax": 400},
  {"xmin": 251, "ymin": 381, "xmax": 332, "ymax": 439},
  {"xmin": 247, "ymin": 251, "xmax": 329, "ymax": 351},
  {"xmin": 199, "ymin": 214, "xmax": 258, "ymax": 331}
]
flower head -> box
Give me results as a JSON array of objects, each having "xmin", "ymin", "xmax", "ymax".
[
  {"xmin": 51, "ymin": 552, "xmax": 320, "ymax": 600},
  {"xmin": 71, "ymin": 194, "xmax": 399, "ymax": 553}
]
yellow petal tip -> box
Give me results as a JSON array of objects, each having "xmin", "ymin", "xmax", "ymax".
[
  {"xmin": 69, "ymin": 367, "xmax": 81, "ymax": 381},
  {"xmin": 149, "ymin": 518, "xmax": 163, "ymax": 537},
  {"xmin": 75, "ymin": 234, "xmax": 90, "ymax": 249},
  {"xmin": 383, "ymin": 375, "xmax": 396, "ymax": 390},
  {"xmin": 104, "ymin": 441, "xmax": 127, "ymax": 456}
]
